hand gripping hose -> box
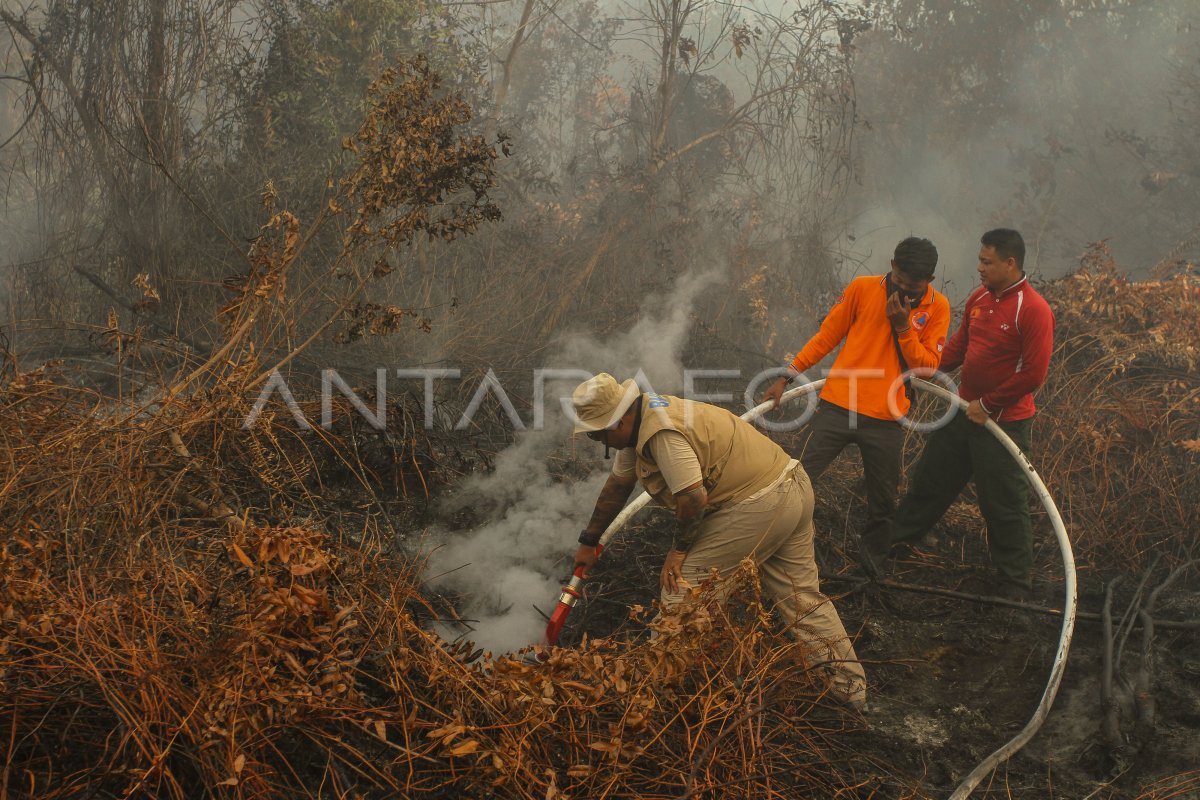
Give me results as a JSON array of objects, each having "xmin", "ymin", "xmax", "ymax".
[
  {"xmin": 543, "ymin": 543, "xmax": 604, "ymax": 647},
  {"xmin": 543, "ymin": 378, "xmax": 1077, "ymax": 800}
]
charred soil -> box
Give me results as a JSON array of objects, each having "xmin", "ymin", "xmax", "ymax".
[{"xmin": 562, "ymin": 468, "xmax": 1200, "ymax": 799}]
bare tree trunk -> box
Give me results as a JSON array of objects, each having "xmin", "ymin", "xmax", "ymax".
[
  {"xmin": 144, "ymin": 0, "xmax": 166, "ymax": 163},
  {"xmin": 137, "ymin": 0, "xmax": 169, "ymax": 292},
  {"xmin": 487, "ymin": 0, "xmax": 537, "ymax": 140},
  {"xmin": 651, "ymin": 0, "xmax": 685, "ymax": 160}
]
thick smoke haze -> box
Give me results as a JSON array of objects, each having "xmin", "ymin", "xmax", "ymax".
[{"xmin": 848, "ymin": 1, "xmax": 1200, "ymax": 298}]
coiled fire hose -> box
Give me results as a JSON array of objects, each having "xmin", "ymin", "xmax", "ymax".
[{"xmin": 543, "ymin": 377, "xmax": 1077, "ymax": 800}]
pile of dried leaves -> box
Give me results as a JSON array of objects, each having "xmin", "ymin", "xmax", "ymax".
[
  {"xmin": 0, "ymin": 371, "xmax": 896, "ymax": 799},
  {"xmin": 1036, "ymin": 243, "xmax": 1200, "ymax": 569}
]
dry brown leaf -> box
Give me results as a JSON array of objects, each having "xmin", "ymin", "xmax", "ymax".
[
  {"xmin": 428, "ymin": 722, "xmax": 465, "ymax": 742},
  {"xmin": 446, "ymin": 739, "xmax": 480, "ymax": 756},
  {"xmin": 231, "ymin": 543, "xmax": 253, "ymax": 569}
]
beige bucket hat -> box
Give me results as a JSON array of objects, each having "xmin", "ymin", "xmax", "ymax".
[{"xmin": 570, "ymin": 373, "xmax": 640, "ymax": 434}]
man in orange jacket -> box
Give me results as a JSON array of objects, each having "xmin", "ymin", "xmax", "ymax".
[{"xmin": 763, "ymin": 237, "xmax": 950, "ymax": 561}]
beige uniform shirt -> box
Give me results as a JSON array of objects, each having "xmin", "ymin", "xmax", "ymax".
[{"xmin": 611, "ymin": 393, "xmax": 791, "ymax": 512}]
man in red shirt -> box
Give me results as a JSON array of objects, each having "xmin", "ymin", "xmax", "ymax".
[
  {"xmin": 762, "ymin": 237, "xmax": 950, "ymax": 559},
  {"xmin": 861, "ymin": 229, "xmax": 1055, "ymax": 597}
]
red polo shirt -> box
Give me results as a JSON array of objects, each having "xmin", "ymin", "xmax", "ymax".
[{"xmin": 942, "ymin": 276, "xmax": 1055, "ymax": 422}]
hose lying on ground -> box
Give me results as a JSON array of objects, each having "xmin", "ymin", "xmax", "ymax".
[
  {"xmin": 548, "ymin": 377, "xmax": 1077, "ymax": 800},
  {"xmin": 907, "ymin": 379, "xmax": 1078, "ymax": 800}
]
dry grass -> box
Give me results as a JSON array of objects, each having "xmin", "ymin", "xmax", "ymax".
[
  {"xmin": 1134, "ymin": 770, "xmax": 1200, "ymax": 800},
  {"xmin": 1036, "ymin": 244, "xmax": 1200, "ymax": 570},
  {"xmin": 0, "ymin": 379, "xmax": 898, "ymax": 798}
]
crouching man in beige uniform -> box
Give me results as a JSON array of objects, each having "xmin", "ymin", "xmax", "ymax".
[{"xmin": 570, "ymin": 373, "xmax": 867, "ymax": 709}]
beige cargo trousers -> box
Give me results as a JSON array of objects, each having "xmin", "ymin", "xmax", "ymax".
[{"xmin": 660, "ymin": 462, "xmax": 867, "ymax": 708}]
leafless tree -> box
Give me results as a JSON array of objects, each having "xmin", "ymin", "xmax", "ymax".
[{"xmin": 1, "ymin": 0, "xmax": 266, "ymax": 348}]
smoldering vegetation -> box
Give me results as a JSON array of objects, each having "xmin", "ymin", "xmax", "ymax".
[{"xmin": 0, "ymin": 1, "xmax": 1198, "ymax": 798}]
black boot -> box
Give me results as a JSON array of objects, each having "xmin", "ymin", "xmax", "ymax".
[{"xmin": 856, "ymin": 528, "xmax": 892, "ymax": 579}]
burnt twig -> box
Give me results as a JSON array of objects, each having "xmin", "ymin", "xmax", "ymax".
[
  {"xmin": 1133, "ymin": 560, "xmax": 1198, "ymax": 745},
  {"xmin": 1101, "ymin": 576, "xmax": 1128, "ymax": 754}
]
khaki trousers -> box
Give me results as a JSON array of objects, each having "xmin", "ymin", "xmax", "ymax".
[{"xmin": 660, "ymin": 464, "xmax": 867, "ymax": 706}]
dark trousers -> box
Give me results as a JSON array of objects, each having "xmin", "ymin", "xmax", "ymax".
[
  {"xmin": 797, "ymin": 402, "xmax": 905, "ymax": 543},
  {"xmin": 890, "ymin": 413, "xmax": 1034, "ymax": 585}
]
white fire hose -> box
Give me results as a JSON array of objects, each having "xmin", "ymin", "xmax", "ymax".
[{"xmin": 591, "ymin": 377, "xmax": 1077, "ymax": 799}]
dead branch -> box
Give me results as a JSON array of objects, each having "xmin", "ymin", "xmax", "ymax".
[
  {"xmin": 1133, "ymin": 560, "xmax": 1198, "ymax": 744},
  {"xmin": 875, "ymin": 578, "xmax": 1199, "ymax": 630},
  {"xmin": 1115, "ymin": 554, "xmax": 1163, "ymax": 670},
  {"xmin": 1101, "ymin": 576, "xmax": 1127, "ymax": 754},
  {"xmin": 166, "ymin": 429, "xmax": 245, "ymax": 532}
]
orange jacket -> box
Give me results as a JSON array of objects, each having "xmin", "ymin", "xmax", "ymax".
[{"xmin": 789, "ymin": 275, "xmax": 951, "ymax": 421}]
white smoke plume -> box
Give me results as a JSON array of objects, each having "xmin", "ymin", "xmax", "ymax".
[{"xmin": 425, "ymin": 268, "xmax": 723, "ymax": 655}]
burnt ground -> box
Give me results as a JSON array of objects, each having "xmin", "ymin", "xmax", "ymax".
[{"xmin": 558, "ymin": 458, "xmax": 1200, "ymax": 800}]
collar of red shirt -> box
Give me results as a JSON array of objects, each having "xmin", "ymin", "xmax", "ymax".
[{"xmin": 990, "ymin": 274, "xmax": 1028, "ymax": 300}]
